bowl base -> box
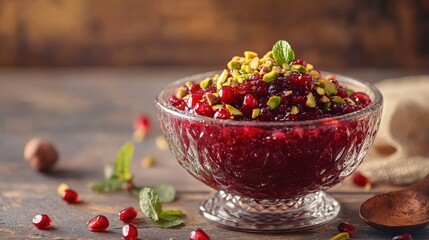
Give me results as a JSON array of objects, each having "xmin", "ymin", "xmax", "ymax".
[{"xmin": 199, "ymin": 190, "xmax": 340, "ymax": 232}]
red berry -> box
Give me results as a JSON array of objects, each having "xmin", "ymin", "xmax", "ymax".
[
  {"xmin": 122, "ymin": 224, "xmax": 138, "ymax": 240},
  {"xmin": 134, "ymin": 115, "xmax": 151, "ymax": 132},
  {"xmin": 189, "ymin": 228, "xmax": 210, "ymax": 240},
  {"xmin": 291, "ymin": 59, "xmax": 307, "ymax": 66},
  {"xmin": 194, "ymin": 102, "xmax": 215, "ymax": 117},
  {"xmin": 338, "ymin": 222, "xmax": 356, "ymax": 237},
  {"xmin": 219, "ymin": 86, "xmax": 235, "ymax": 104},
  {"xmin": 214, "ymin": 107, "xmax": 231, "ymax": 119},
  {"xmin": 392, "ymin": 233, "xmax": 414, "ymax": 240},
  {"xmin": 32, "ymin": 214, "xmax": 52, "ymax": 230},
  {"xmin": 243, "ymin": 94, "xmax": 259, "ymax": 109},
  {"xmin": 62, "ymin": 189, "xmax": 79, "ymax": 204},
  {"xmin": 352, "ymin": 172, "xmax": 371, "ymax": 190},
  {"xmin": 352, "ymin": 92, "xmax": 371, "ymax": 105},
  {"xmin": 87, "ymin": 215, "xmax": 109, "ymax": 232},
  {"xmin": 118, "ymin": 207, "xmax": 138, "ymax": 223}
]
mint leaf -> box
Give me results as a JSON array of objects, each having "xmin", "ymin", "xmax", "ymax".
[
  {"xmin": 161, "ymin": 209, "xmax": 184, "ymax": 217},
  {"xmin": 154, "ymin": 217, "xmax": 183, "ymax": 228},
  {"xmin": 90, "ymin": 179, "xmax": 125, "ymax": 192},
  {"xmin": 152, "ymin": 184, "xmax": 176, "ymax": 203},
  {"xmin": 114, "ymin": 142, "xmax": 134, "ymax": 181},
  {"xmin": 272, "ymin": 40, "xmax": 295, "ymax": 66},
  {"xmin": 139, "ymin": 187, "xmax": 162, "ymax": 221}
]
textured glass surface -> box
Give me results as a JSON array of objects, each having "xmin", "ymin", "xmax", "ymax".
[{"xmin": 156, "ymin": 72, "xmax": 383, "ymax": 231}]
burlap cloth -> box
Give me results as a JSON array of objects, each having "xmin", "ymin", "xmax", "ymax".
[{"xmin": 358, "ymin": 76, "xmax": 429, "ymax": 185}]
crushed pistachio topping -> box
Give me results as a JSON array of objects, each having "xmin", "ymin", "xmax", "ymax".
[{"xmin": 170, "ymin": 40, "xmax": 371, "ymax": 121}]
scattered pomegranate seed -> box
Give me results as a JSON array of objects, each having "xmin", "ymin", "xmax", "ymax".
[
  {"xmin": 214, "ymin": 107, "xmax": 231, "ymax": 119},
  {"xmin": 352, "ymin": 172, "xmax": 371, "ymax": 190},
  {"xmin": 122, "ymin": 224, "xmax": 138, "ymax": 240},
  {"xmin": 392, "ymin": 233, "xmax": 414, "ymax": 240},
  {"xmin": 189, "ymin": 228, "xmax": 211, "ymax": 240},
  {"xmin": 338, "ymin": 222, "xmax": 356, "ymax": 237},
  {"xmin": 118, "ymin": 207, "xmax": 138, "ymax": 223},
  {"xmin": 87, "ymin": 215, "xmax": 109, "ymax": 232},
  {"xmin": 62, "ymin": 189, "xmax": 79, "ymax": 204},
  {"xmin": 329, "ymin": 232, "xmax": 349, "ymax": 240},
  {"xmin": 290, "ymin": 59, "xmax": 307, "ymax": 66},
  {"xmin": 133, "ymin": 115, "xmax": 151, "ymax": 141},
  {"xmin": 32, "ymin": 214, "xmax": 52, "ymax": 230}
]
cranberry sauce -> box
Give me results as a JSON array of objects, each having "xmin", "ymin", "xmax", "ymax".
[{"xmin": 160, "ymin": 45, "xmax": 379, "ymax": 200}]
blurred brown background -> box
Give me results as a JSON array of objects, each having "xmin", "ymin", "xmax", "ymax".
[{"xmin": 0, "ymin": 0, "xmax": 428, "ymax": 69}]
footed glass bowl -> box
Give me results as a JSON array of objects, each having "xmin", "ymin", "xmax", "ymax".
[{"xmin": 156, "ymin": 71, "xmax": 383, "ymax": 232}]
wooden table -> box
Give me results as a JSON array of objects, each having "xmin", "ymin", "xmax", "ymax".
[{"xmin": 1, "ymin": 68, "xmax": 428, "ymax": 239}]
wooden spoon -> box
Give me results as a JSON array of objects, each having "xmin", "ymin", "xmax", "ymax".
[{"xmin": 359, "ymin": 173, "xmax": 429, "ymax": 232}]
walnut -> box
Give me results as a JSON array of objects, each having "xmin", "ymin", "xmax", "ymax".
[{"xmin": 24, "ymin": 138, "xmax": 59, "ymax": 171}]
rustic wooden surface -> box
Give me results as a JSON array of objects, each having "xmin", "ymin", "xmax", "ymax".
[
  {"xmin": 1, "ymin": 0, "xmax": 429, "ymax": 68},
  {"xmin": 0, "ymin": 68, "xmax": 428, "ymax": 239}
]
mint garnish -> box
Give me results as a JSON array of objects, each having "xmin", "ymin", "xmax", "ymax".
[
  {"xmin": 152, "ymin": 183, "xmax": 176, "ymax": 203},
  {"xmin": 139, "ymin": 188, "xmax": 184, "ymax": 228},
  {"xmin": 272, "ymin": 40, "xmax": 295, "ymax": 66}
]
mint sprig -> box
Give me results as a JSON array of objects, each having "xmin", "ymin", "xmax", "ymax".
[
  {"xmin": 272, "ymin": 40, "xmax": 295, "ymax": 66},
  {"xmin": 139, "ymin": 187, "xmax": 184, "ymax": 228}
]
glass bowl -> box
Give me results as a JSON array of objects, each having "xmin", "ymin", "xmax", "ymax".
[{"xmin": 156, "ymin": 71, "xmax": 383, "ymax": 232}]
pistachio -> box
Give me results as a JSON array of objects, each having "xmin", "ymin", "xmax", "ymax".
[
  {"xmin": 290, "ymin": 64, "xmax": 308, "ymax": 74},
  {"xmin": 200, "ymin": 78, "xmax": 212, "ymax": 89},
  {"xmin": 244, "ymin": 51, "xmax": 258, "ymax": 60},
  {"xmin": 244, "ymin": 65, "xmax": 253, "ymax": 74},
  {"xmin": 249, "ymin": 57, "xmax": 259, "ymax": 69},
  {"xmin": 283, "ymin": 90, "xmax": 292, "ymax": 96},
  {"xmin": 175, "ymin": 86, "xmax": 188, "ymax": 99},
  {"xmin": 213, "ymin": 74, "xmax": 220, "ymax": 81},
  {"xmin": 272, "ymin": 66, "xmax": 282, "ymax": 74},
  {"xmin": 205, "ymin": 93, "xmax": 219, "ymax": 106},
  {"xmin": 291, "ymin": 106, "xmax": 299, "ymax": 115},
  {"xmin": 325, "ymin": 74, "xmax": 335, "ymax": 80},
  {"xmin": 216, "ymin": 69, "xmax": 229, "ymax": 89},
  {"xmin": 346, "ymin": 98, "xmax": 356, "ymax": 105},
  {"xmin": 185, "ymin": 81, "xmax": 193, "ymax": 88},
  {"xmin": 306, "ymin": 92, "xmax": 316, "ymax": 108},
  {"xmin": 320, "ymin": 95, "xmax": 330, "ymax": 103},
  {"xmin": 306, "ymin": 63, "xmax": 314, "ymax": 71},
  {"xmin": 320, "ymin": 80, "xmax": 337, "ymax": 96},
  {"xmin": 182, "ymin": 94, "xmax": 190, "ymax": 100},
  {"xmin": 332, "ymin": 96, "xmax": 346, "ymax": 105},
  {"xmin": 212, "ymin": 104, "xmax": 223, "ymax": 110},
  {"xmin": 346, "ymin": 89, "xmax": 354, "ymax": 96},
  {"xmin": 324, "ymin": 103, "xmax": 331, "ymax": 111},
  {"xmin": 251, "ymin": 108, "xmax": 261, "ymax": 119},
  {"xmin": 262, "ymin": 70, "xmax": 278, "ymax": 83},
  {"xmin": 267, "ymin": 96, "xmax": 281, "ymax": 110},
  {"xmin": 263, "ymin": 51, "xmax": 273, "ymax": 59},
  {"xmin": 310, "ymin": 70, "xmax": 321, "ymax": 79},
  {"xmin": 232, "ymin": 70, "xmax": 240, "ymax": 78},
  {"xmin": 316, "ymin": 87, "xmax": 326, "ymax": 95},
  {"xmin": 227, "ymin": 60, "xmax": 241, "ymax": 70},
  {"xmin": 225, "ymin": 104, "xmax": 243, "ymax": 116}
]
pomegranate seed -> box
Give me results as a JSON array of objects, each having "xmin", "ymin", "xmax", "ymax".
[
  {"xmin": 214, "ymin": 107, "xmax": 231, "ymax": 119},
  {"xmin": 87, "ymin": 215, "xmax": 109, "ymax": 232},
  {"xmin": 32, "ymin": 214, "xmax": 52, "ymax": 230},
  {"xmin": 219, "ymin": 86, "xmax": 235, "ymax": 104},
  {"xmin": 134, "ymin": 115, "xmax": 151, "ymax": 132},
  {"xmin": 352, "ymin": 92, "xmax": 371, "ymax": 105},
  {"xmin": 118, "ymin": 207, "xmax": 138, "ymax": 223},
  {"xmin": 122, "ymin": 224, "xmax": 138, "ymax": 240},
  {"xmin": 352, "ymin": 172, "xmax": 371, "ymax": 190},
  {"xmin": 392, "ymin": 233, "xmax": 414, "ymax": 240},
  {"xmin": 62, "ymin": 189, "xmax": 79, "ymax": 204},
  {"xmin": 338, "ymin": 222, "xmax": 356, "ymax": 237},
  {"xmin": 194, "ymin": 102, "xmax": 215, "ymax": 117},
  {"xmin": 243, "ymin": 94, "xmax": 259, "ymax": 109},
  {"xmin": 291, "ymin": 59, "xmax": 307, "ymax": 66},
  {"xmin": 189, "ymin": 228, "xmax": 210, "ymax": 240}
]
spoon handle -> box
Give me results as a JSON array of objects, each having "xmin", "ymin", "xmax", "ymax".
[{"xmin": 414, "ymin": 173, "xmax": 429, "ymax": 194}]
